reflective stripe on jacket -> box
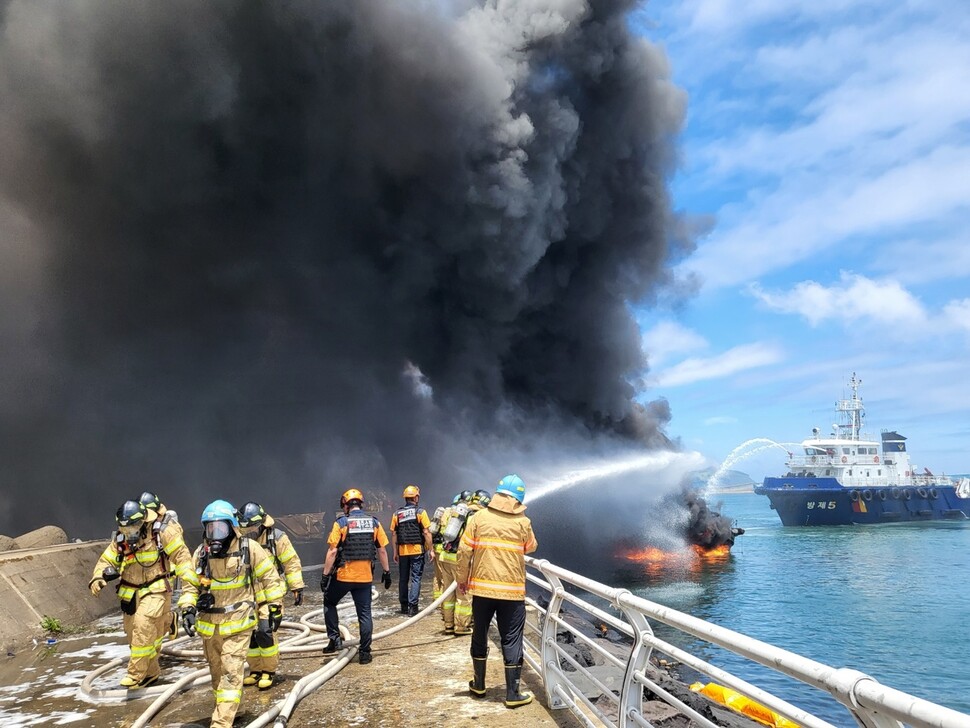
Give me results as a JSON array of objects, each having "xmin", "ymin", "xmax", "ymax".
[{"xmin": 455, "ymin": 493, "xmax": 537, "ymax": 601}]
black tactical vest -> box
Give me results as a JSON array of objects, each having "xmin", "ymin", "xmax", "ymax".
[
  {"xmin": 340, "ymin": 512, "xmax": 377, "ymax": 562},
  {"xmin": 394, "ymin": 505, "xmax": 425, "ymax": 546}
]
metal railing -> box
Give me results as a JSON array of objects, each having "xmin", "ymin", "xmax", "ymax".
[{"xmin": 523, "ymin": 556, "xmax": 969, "ymax": 728}]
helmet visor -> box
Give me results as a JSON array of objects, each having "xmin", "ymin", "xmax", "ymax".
[{"xmin": 204, "ymin": 521, "xmax": 232, "ymax": 542}]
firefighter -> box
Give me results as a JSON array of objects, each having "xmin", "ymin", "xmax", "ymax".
[
  {"xmin": 389, "ymin": 484, "xmax": 434, "ymax": 616},
  {"xmin": 138, "ymin": 492, "xmax": 180, "ymax": 533},
  {"xmin": 437, "ymin": 490, "xmax": 472, "ymax": 635},
  {"xmin": 428, "ymin": 500, "xmax": 449, "ymax": 619},
  {"xmin": 178, "ymin": 500, "xmax": 286, "ymax": 728},
  {"xmin": 452, "ymin": 488, "xmax": 490, "ymax": 635},
  {"xmin": 88, "ymin": 499, "xmax": 196, "ymax": 688},
  {"xmin": 319, "ymin": 488, "xmax": 391, "ymax": 665},
  {"xmin": 456, "ymin": 474, "xmax": 538, "ymax": 708},
  {"xmin": 236, "ymin": 501, "xmax": 306, "ymax": 690}
]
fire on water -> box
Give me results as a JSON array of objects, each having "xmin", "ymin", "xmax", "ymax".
[{"xmin": 618, "ymin": 543, "xmax": 731, "ymax": 564}]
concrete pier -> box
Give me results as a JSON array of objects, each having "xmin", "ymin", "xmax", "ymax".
[{"xmin": 0, "ymin": 540, "xmax": 114, "ymax": 650}]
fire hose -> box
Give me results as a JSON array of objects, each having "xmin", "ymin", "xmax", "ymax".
[{"xmin": 81, "ymin": 581, "xmax": 458, "ymax": 727}]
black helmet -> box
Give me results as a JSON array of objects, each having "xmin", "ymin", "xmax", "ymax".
[
  {"xmin": 472, "ymin": 489, "xmax": 492, "ymax": 507},
  {"xmin": 237, "ymin": 501, "xmax": 267, "ymax": 528},
  {"xmin": 116, "ymin": 500, "xmax": 148, "ymax": 527},
  {"xmin": 139, "ymin": 491, "xmax": 162, "ymax": 512}
]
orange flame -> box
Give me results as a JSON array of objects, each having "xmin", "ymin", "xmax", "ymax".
[
  {"xmin": 619, "ymin": 546, "xmax": 680, "ymax": 564},
  {"xmin": 691, "ymin": 543, "xmax": 731, "ymax": 558}
]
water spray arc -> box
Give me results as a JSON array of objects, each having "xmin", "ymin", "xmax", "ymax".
[
  {"xmin": 705, "ymin": 439, "xmax": 800, "ymax": 492},
  {"xmin": 528, "ymin": 450, "xmax": 707, "ymax": 503}
]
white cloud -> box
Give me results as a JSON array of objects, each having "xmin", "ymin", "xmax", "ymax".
[
  {"xmin": 942, "ymin": 299, "xmax": 970, "ymax": 335},
  {"xmin": 750, "ymin": 273, "xmax": 927, "ymax": 327},
  {"xmin": 651, "ymin": 342, "xmax": 784, "ymax": 387},
  {"xmin": 680, "ymin": 145, "xmax": 970, "ymax": 289},
  {"xmin": 641, "ymin": 320, "xmax": 707, "ymax": 368},
  {"xmin": 750, "ymin": 273, "xmax": 970, "ymax": 341},
  {"xmin": 664, "ymin": 2, "xmax": 970, "ymax": 291}
]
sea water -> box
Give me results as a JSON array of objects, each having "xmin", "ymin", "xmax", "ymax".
[{"xmin": 627, "ymin": 492, "xmax": 970, "ymax": 724}]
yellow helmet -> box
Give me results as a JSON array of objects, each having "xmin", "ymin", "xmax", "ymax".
[
  {"xmin": 403, "ymin": 484, "xmax": 420, "ymax": 499},
  {"xmin": 341, "ymin": 488, "xmax": 364, "ymax": 508}
]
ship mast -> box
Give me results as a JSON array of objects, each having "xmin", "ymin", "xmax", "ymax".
[{"xmin": 835, "ymin": 372, "xmax": 864, "ymax": 441}]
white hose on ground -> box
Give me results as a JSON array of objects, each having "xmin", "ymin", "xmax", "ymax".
[
  {"xmin": 256, "ymin": 581, "xmax": 458, "ymax": 728},
  {"xmin": 94, "ymin": 580, "xmax": 458, "ymax": 727},
  {"xmin": 242, "ymin": 624, "xmax": 357, "ymax": 728},
  {"xmin": 128, "ymin": 668, "xmax": 212, "ymax": 728}
]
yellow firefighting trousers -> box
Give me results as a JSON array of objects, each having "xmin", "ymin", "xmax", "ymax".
[
  {"xmin": 203, "ymin": 629, "xmax": 251, "ymax": 728},
  {"xmin": 247, "ymin": 631, "xmax": 280, "ymax": 674},
  {"xmin": 437, "ymin": 555, "xmax": 457, "ymax": 629},
  {"xmin": 454, "ymin": 588, "xmax": 473, "ymax": 632},
  {"xmin": 123, "ymin": 592, "xmax": 171, "ymax": 682}
]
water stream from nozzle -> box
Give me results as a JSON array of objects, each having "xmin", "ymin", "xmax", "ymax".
[
  {"xmin": 704, "ymin": 438, "xmax": 800, "ymax": 493},
  {"xmin": 527, "ymin": 449, "xmax": 707, "ymax": 503}
]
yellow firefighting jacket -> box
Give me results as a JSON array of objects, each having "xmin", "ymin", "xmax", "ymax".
[
  {"xmin": 178, "ymin": 537, "xmax": 286, "ymax": 637},
  {"xmin": 252, "ymin": 515, "xmax": 305, "ymax": 591},
  {"xmin": 455, "ymin": 493, "xmax": 537, "ymax": 601},
  {"xmin": 91, "ymin": 513, "xmax": 197, "ymax": 605}
]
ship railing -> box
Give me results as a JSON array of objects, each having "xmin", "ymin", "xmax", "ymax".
[
  {"xmin": 789, "ymin": 455, "xmax": 838, "ymax": 467},
  {"xmin": 909, "ymin": 474, "xmax": 954, "ymax": 487},
  {"xmin": 524, "ymin": 556, "xmax": 968, "ymax": 728}
]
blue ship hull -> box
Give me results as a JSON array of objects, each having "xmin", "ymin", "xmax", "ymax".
[{"xmin": 755, "ymin": 477, "xmax": 970, "ymax": 526}]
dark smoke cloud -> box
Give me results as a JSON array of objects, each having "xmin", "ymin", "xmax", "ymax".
[{"xmin": 0, "ymin": 0, "xmax": 691, "ymax": 539}]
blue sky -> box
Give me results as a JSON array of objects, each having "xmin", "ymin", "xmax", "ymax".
[{"xmin": 634, "ymin": 0, "xmax": 970, "ymax": 480}]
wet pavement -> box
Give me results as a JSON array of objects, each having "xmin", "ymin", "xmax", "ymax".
[{"xmin": 0, "ymin": 581, "xmax": 586, "ymax": 728}]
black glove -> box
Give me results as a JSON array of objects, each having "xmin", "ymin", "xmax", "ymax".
[
  {"xmin": 382, "ymin": 570, "xmax": 392, "ymax": 590},
  {"xmin": 320, "ymin": 572, "xmax": 331, "ymax": 593},
  {"xmin": 181, "ymin": 606, "xmax": 197, "ymax": 637},
  {"xmin": 196, "ymin": 592, "xmax": 215, "ymax": 612},
  {"xmin": 293, "ymin": 589, "xmax": 303, "ymax": 606},
  {"xmin": 253, "ymin": 618, "xmax": 274, "ymax": 648},
  {"xmin": 268, "ymin": 605, "xmax": 283, "ymax": 632}
]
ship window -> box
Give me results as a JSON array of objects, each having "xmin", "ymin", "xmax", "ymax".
[
  {"xmin": 825, "ymin": 469, "xmax": 831, "ymax": 475},
  {"xmin": 842, "ymin": 448, "xmax": 850, "ymax": 454},
  {"xmin": 878, "ymin": 469, "xmax": 882, "ymax": 475},
  {"xmin": 848, "ymin": 469, "xmax": 853, "ymax": 476}
]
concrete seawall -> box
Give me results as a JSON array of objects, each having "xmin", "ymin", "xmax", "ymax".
[{"xmin": 0, "ymin": 541, "xmax": 114, "ymax": 650}]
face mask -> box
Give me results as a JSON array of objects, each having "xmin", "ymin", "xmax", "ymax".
[
  {"xmin": 118, "ymin": 525, "xmax": 141, "ymax": 547},
  {"xmin": 204, "ymin": 521, "xmax": 233, "ymax": 557}
]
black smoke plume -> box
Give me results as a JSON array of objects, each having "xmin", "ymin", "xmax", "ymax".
[{"xmin": 0, "ymin": 0, "xmax": 691, "ymax": 538}]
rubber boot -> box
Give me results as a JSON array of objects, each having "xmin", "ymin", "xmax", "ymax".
[
  {"xmin": 504, "ymin": 664, "xmax": 533, "ymax": 708},
  {"xmin": 243, "ymin": 672, "xmax": 258, "ymax": 686},
  {"xmin": 468, "ymin": 657, "xmax": 487, "ymax": 698},
  {"xmin": 257, "ymin": 672, "xmax": 274, "ymax": 690}
]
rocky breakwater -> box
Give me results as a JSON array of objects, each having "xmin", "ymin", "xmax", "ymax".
[{"xmin": 0, "ymin": 525, "xmax": 111, "ymax": 650}]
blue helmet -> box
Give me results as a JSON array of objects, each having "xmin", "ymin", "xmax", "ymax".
[
  {"xmin": 496, "ymin": 474, "xmax": 526, "ymax": 503},
  {"xmin": 201, "ymin": 499, "xmax": 238, "ymax": 527}
]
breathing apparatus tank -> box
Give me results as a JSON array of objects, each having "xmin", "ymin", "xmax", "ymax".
[
  {"xmin": 441, "ymin": 502, "xmax": 469, "ymax": 543},
  {"xmin": 428, "ymin": 506, "xmax": 446, "ymax": 536}
]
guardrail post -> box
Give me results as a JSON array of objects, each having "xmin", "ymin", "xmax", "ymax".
[
  {"xmin": 828, "ymin": 668, "xmax": 903, "ymax": 728},
  {"xmin": 615, "ymin": 591, "xmax": 653, "ymax": 728},
  {"xmin": 535, "ymin": 559, "xmax": 569, "ymax": 710}
]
